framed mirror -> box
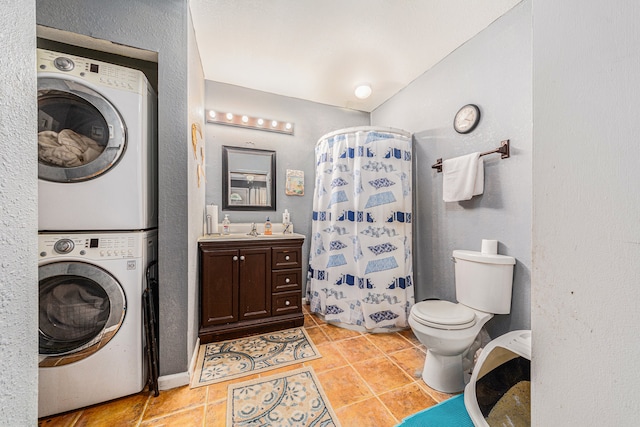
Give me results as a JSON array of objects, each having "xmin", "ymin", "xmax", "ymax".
[{"xmin": 222, "ymin": 145, "xmax": 276, "ymax": 211}]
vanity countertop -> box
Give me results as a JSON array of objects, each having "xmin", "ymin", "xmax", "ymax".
[
  {"xmin": 199, "ymin": 223, "xmax": 304, "ymax": 242},
  {"xmin": 199, "ymin": 232, "xmax": 305, "ymax": 242}
]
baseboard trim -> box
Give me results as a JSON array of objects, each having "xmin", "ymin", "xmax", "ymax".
[{"xmin": 157, "ymin": 372, "xmax": 190, "ymax": 391}]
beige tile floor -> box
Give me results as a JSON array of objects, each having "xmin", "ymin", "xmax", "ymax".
[{"xmin": 38, "ymin": 305, "xmax": 453, "ymax": 426}]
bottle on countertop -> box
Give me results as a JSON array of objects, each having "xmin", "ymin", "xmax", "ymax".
[
  {"xmin": 222, "ymin": 214, "xmax": 230, "ymax": 235},
  {"xmin": 264, "ymin": 217, "xmax": 272, "ymax": 235},
  {"xmin": 282, "ymin": 209, "xmax": 290, "ymax": 225}
]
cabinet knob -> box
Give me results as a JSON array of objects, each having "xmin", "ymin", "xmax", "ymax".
[
  {"xmin": 240, "ymin": 255, "xmax": 245, "ymax": 261},
  {"xmin": 285, "ymin": 278, "xmax": 291, "ymax": 283},
  {"xmin": 285, "ymin": 255, "xmax": 290, "ymax": 261},
  {"xmin": 285, "ymin": 300, "xmax": 290, "ymax": 306},
  {"xmin": 233, "ymin": 256, "xmax": 238, "ymax": 261}
]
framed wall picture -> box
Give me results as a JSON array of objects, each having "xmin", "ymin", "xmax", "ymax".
[{"xmin": 285, "ymin": 169, "xmax": 304, "ymax": 196}]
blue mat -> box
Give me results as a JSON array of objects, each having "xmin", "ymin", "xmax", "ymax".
[{"xmin": 397, "ymin": 394, "xmax": 474, "ymax": 427}]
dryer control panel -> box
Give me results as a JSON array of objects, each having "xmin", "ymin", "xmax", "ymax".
[
  {"xmin": 37, "ymin": 48, "xmax": 145, "ymax": 95},
  {"xmin": 39, "ymin": 232, "xmax": 142, "ymax": 260}
]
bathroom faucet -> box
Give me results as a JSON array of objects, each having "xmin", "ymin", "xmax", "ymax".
[{"xmin": 247, "ymin": 223, "xmax": 259, "ymax": 237}]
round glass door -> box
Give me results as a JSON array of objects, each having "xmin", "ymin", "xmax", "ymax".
[
  {"xmin": 37, "ymin": 77, "xmax": 126, "ymax": 182},
  {"xmin": 39, "ymin": 261, "xmax": 126, "ymax": 366}
]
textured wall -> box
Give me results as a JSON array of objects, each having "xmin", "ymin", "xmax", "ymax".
[
  {"xmin": 532, "ymin": 0, "xmax": 640, "ymax": 423},
  {"xmin": 372, "ymin": 1, "xmax": 532, "ymax": 337},
  {"xmin": 187, "ymin": 8, "xmax": 206, "ymax": 364},
  {"xmin": 0, "ymin": 2, "xmax": 38, "ymax": 425},
  {"xmin": 203, "ymin": 81, "xmax": 369, "ymax": 293},
  {"xmin": 36, "ymin": 0, "xmax": 193, "ymax": 376}
]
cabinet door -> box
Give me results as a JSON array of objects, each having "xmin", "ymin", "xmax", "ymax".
[
  {"xmin": 238, "ymin": 247, "xmax": 271, "ymax": 321},
  {"xmin": 200, "ymin": 248, "xmax": 239, "ymax": 326}
]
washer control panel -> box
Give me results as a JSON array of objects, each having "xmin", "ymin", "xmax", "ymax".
[
  {"xmin": 37, "ymin": 48, "xmax": 144, "ymax": 95},
  {"xmin": 39, "ymin": 233, "xmax": 141, "ymax": 260}
]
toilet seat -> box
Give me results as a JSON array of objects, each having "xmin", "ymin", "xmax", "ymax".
[{"xmin": 411, "ymin": 300, "xmax": 477, "ymax": 330}]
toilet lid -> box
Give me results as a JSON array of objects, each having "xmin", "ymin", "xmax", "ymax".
[{"xmin": 411, "ymin": 300, "xmax": 477, "ymax": 330}]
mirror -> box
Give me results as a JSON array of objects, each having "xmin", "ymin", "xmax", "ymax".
[{"xmin": 222, "ymin": 146, "xmax": 276, "ymax": 211}]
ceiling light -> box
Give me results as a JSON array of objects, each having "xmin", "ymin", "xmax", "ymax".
[{"xmin": 354, "ymin": 84, "xmax": 372, "ymax": 99}]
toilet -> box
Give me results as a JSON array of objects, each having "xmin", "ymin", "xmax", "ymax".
[{"xmin": 409, "ymin": 242, "xmax": 515, "ymax": 393}]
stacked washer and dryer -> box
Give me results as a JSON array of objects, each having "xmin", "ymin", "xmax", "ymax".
[{"xmin": 37, "ymin": 48, "xmax": 158, "ymax": 417}]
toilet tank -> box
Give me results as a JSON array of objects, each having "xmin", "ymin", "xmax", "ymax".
[{"xmin": 453, "ymin": 250, "xmax": 516, "ymax": 314}]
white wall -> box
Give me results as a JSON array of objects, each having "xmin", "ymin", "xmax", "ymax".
[
  {"xmin": 0, "ymin": 2, "xmax": 38, "ymax": 425},
  {"xmin": 372, "ymin": 0, "xmax": 532, "ymax": 336},
  {"xmin": 532, "ymin": 0, "xmax": 640, "ymax": 423},
  {"xmin": 187, "ymin": 8, "xmax": 206, "ymax": 366}
]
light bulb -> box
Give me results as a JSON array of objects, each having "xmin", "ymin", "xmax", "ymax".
[
  {"xmin": 271, "ymin": 120, "xmax": 278, "ymax": 127},
  {"xmin": 285, "ymin": 123, "xmax": 292, "ymax": 130},
  {"xmin": 242, "ymin": 115, "xmax": 249, "ymax": 123},
  {"xmin": 208, "ymin": 110, "xmax": 217, "ymax": 119},
  {"xmin": 226, "ymin": 113, "xmax": 233, "ymax": 120},
  {"xmin": 354, "ymin": 84, "xmax": 372, "ymax": 99},
  {"xmin": 257, "ymin": 118, "xmax": 264, "ymax": 126}
]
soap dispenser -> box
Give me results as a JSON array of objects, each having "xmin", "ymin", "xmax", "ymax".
[
  {"xmin": 222, "ymin": 214, "xmax": 230, "ymax": 235},
  {"xmin": 264, "ymin": 217, "xmax": 272, "ymax": 235}
]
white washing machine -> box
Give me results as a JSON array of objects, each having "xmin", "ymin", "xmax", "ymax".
[
  {"xmin": 37, "ymin": 48, "xmax": 157, "ymax": 231},
  {"xmin": 38, "ymin": 230, "xmax": 157, "ymax": 418}
]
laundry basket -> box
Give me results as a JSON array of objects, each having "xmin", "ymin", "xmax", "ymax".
[{"xmin": 464, "ymin": 330, "xmax": 531, "ymax": 427}]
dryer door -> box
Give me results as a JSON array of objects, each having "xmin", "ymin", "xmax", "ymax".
[
  {"xmin": 37, "ymin": 77, "xmax": 126, "ymax": 182},
  {"xmin": 39, "ymin": 261, "xmax": 126, "ymax": 367}
]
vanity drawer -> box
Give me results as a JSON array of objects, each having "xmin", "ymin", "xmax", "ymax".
[
  {"xmin": 272, "ymin": 291, "xmax": 302, "ymax": 316},
  {"xmin": 272, "ymin": 269, "xmax": 302, "ymax": 293},
  {"xmin": 272, "ymin": 247, "xmax": 301, "ymax": 269}
]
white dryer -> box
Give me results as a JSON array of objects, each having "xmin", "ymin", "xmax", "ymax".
[
  {"xmin": 37, "ymin": 48, "xmax": 157, "ymax": 231},
  {"xmin": 38, "ymin": 230, "xmax": 157, "ymax": 418}
]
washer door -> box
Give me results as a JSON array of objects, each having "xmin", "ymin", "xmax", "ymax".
[
  {"xmin": 39, "ymin": 261, "xmax": 126, "ymax": 367},
  {"xmin": 37, "ymin": 77, "xmax": 126, "ymax": 182}
]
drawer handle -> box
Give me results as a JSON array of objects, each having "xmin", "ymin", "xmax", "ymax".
[
  {"xmin": 240, "ymin": 255, "xmax": 245, "ymax": 261},
  {"xmin": 285, "ymin": 255, "xmax": 290, "ymax": 261},
  {"xmin": 285, "ymin": 300, "xmax": 290, "ymax": 306},
  {"xmin": 233, "ymin": 256, "xmax": 238, "ymax": 261},
  {"xmin": 285, "ymin": 278, "xmax": 291, "ymax": 283}
]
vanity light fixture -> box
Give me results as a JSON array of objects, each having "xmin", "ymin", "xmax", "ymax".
[{"xmin": 206, "ymin": 110, "xmax": 294, "ymax": 135}]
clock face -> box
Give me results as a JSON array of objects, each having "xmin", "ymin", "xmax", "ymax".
[{"xmin": 454, "ymin": 104, "xmax": 480, "ymax": 134}]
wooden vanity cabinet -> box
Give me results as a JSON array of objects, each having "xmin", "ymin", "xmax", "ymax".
[{"xmin": 198, "ymin": 236, "xmax": 304, "ymax": 343}]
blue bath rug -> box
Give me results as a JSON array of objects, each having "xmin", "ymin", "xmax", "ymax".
[{"xmin": 396, "ymin": 394, "xmax": 473, "ymax": 427}]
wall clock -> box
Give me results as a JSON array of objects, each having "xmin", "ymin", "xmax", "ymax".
[{"xmin": 453, "ymin": 104, "xmax": 480, "ymax": 134}]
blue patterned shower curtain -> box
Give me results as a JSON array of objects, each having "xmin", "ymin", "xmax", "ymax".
[{"xmin": 307, "ymin": 127, "xmax": 414, "ymax": 330}]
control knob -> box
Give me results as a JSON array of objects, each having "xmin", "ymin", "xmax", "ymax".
[
  {"xmin": 53, "ymin": 57, "xmax": 75, "ymax": 71},
  {"xmin": 54, "ymin": 239, "xmax": 74, "ymax": 254}
]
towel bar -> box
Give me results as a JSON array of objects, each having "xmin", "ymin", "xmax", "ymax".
[{"xmin": 431, "ymin": 140, "xmax": 510, "ymax": 173}]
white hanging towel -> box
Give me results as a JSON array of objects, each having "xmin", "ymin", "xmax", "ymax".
[{"xmin": 442, "ymin": 152, "xmax": 484, "ymax": 202}]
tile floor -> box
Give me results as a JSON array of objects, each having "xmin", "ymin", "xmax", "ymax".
[{"xmin": 38, "ymin": 305, "xmax": 454, "ymax": 426}]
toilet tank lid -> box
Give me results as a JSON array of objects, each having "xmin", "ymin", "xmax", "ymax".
[{"xmin": 453, "ymin": 250, "xmax": 516, "ymax": 265}]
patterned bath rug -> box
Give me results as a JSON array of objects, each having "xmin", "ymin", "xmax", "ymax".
[
  {"xmin": 190, "ymin": 327, "xmax": 321, "ymax": 388},
  {"xmin": 227, "ymin": 367, "xmax": 341, "ymax": 427}
]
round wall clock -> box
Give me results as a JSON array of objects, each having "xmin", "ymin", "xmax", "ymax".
[{"xmin": 453, "ymin": 104, "xmax": 480, "ymax": 134}]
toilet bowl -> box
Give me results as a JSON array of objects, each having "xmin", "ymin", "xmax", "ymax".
[
  {"xmin": 409, "ymin": 301, "xmax": 493, "ymax": 393},
  {"xmin": 409, "ymin": 242, "xmax": 515, "ymax": 393}
]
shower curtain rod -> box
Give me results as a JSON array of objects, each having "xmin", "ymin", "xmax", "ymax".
[
  {"xmin": 431, "ymin": 140, "xmax": 510, "ymax": 173},
  {"xmin": 318, "ymin": 126, "xmax": 411, "ymax": 143}
]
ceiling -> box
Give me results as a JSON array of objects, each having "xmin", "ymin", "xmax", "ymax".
[{"xmin": 189, "ymin": 0, "xmax": 521, "ymax": 112}]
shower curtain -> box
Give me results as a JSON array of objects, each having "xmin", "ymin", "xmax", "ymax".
[{"xmin": 307, "ymin": 127, "xmax": 414, "ymax": 330}]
